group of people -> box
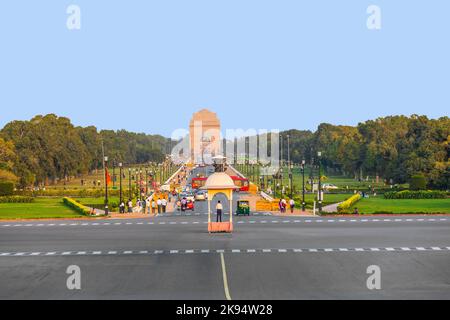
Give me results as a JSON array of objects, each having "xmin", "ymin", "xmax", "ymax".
[
  {"xmin": 278, "ymin": 198, "xmax": 296, "ymax": 213},
  {"xmin": 118, "ymin": 195, "xmax": 171, "ymax": 215}
]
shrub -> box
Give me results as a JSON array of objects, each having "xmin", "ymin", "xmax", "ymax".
[
  {"xmin": 0, "ymin": 182, "xmax": 14, "ymax": 196},
  {"xmin": 62, "ymin": 197, "xmax": 92, "ymax": 215},
  {"xmin": 383, "ymin": 190, "xmax": 447, "ymax": 199},
  {"xmin": 0, "ymin": 196, "xmax": 34, "ymax": 203},
  {"xmin": 337, "ymin": 194, "xmax": 361, "ymax": 212},
  {"xmin": 409, "ymin": 175, "xmax": 426, "ymax": 190},
  {"xmin": 30, "ymin": 188, "xmax": 121, "ymax": 198}
]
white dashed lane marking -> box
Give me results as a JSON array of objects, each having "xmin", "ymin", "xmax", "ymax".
[
  {"xmin": 0, "ymin": 246, "xmax": 450, "ymax": 257},
  {"xmin": 0, "ymin": 217, "xmax": 448, "ymax": 228}
]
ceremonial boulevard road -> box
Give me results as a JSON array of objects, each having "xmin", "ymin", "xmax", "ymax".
[
  {"xmin": 0, "ymin": 166, "xmax": 449, "ymax": 299},
  {"xmin": 1, "ymin": 212, "xmax": 450, "ymax": 299}
]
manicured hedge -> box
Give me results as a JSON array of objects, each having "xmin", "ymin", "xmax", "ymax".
[
  {"xmin": 0, "ymin": 196, "xmax": 34, "ymax": 203},
  {"xmin": 384, "ymin": 190, "xmax": 447, "ymax": 199},
  {"xmin": 409, "ymin": 175, "xmax": 426, "ymax": 190},
  {"xmin": 337, "ymin": 194, "xmax": 361, "ymax": 212},
  {"xmin": 0, "ymin": 182, "xmax": 14, "ymax": 196},
  {"xmin": 82, "ymin": 201, "xmax": 118, "ymax": 210},
  {"xmin": 62, "ymin": 197, "xmax": 92, "ymax": 215},
  {"xmin": 17, "ymin": 188, "xmax": 125, "ymax": 198}
]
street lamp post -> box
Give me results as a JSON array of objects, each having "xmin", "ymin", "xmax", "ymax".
[
  {"xmin": 317, "ymin": 151, "xmax": 322, "ymax": 213},
  {"xmin": 104, "ymin": 156, "xmax": 109, "ymax": 216},
  {"xmin": 119, "ymin": 162, "xmax": 123, "ymax": 206},
  {"xmin": 279, "ymin": 167, "xmax": 283, "ymax": 197},
  {"xmin": 135, "ymin": 169, "xmax": 139, "ymax": 199},
  {"xmin": 128, "ymin": 167, "xmax": 132, "ymax": 200},
  {"xmin": 301, "ymin": 159, "xmax": 306, "ymax": 211},
  {"xmin": 139, "ymin": 169, "xmax": 143, "ymax": 199},
  {"xmin": 145, "ymin": 168, "xmax": 148, "ymax": 195},
  {"xmin": 287, "ymin": 134, "xmax": 292, "ymax": 199}
]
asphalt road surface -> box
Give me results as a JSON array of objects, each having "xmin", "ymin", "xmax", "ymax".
[
  {"xmin": 1, "ymin": 214, "xmax": 449, "ymax": 299},
  {"xmin": 1, "ymin": 166, "xmax": 449, "ymax": 299}
]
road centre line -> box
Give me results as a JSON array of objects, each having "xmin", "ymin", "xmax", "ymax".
[
  {"xmin": 0, "ymin": 217, "xmax": 448, "ymax": 228},
  {"xmin": 0, "ymin": 246, "xmax": 450, "ymax": 258}
]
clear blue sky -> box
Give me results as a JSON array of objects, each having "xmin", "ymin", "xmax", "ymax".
[{"xmin": 0, "ymin": 1, "xmax": 448, "ymax": 136}]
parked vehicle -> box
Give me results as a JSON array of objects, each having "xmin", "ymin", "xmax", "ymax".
[
  {"xmin": 236, "ymin": 200, "xmax": 250, "ymax": 216},
  {"xmin": 322, "ymin": 183, "xmax": 339, "ymax": 190}
]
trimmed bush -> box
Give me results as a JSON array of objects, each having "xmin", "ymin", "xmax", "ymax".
[
  {"xmin": 337, "ymin": 194, "xmax": 361, "ymax": 212},
  {"xmin": 23, "ymin": 188, "xmax": 123, "ymax": 198},
  {"xmin": 62, "ymin": 197, "xmax": 92, "ymax": 215},
  {"xmin": 0, "ymin": 182, "xmax": 14, "ymax": 196},
  {"xmin": 384, "ymin": 190, "xmax": 447, "ymax": 199},
  {"xmin": 0, "ymin": 196, "xmax": 34, "ymax": 203},
  {"xmin": 82, "ymin": 201, "xmax": 118, "ymax": 210},
  {"xmin": 409, "ymin": 175, "xmax": 426, "ymax": 190}
]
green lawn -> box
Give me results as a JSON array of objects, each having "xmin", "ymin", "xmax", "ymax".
[
  {"xmin": 0, "ymin": 198, "xmax": 85, "ymax": 220},
  {"xmin": 75, "ymin": 197, "xmax": 120, "ymax": 205},
  {"xmin": 351, "ymin": 197, "xmax": 450, "ymax": 214},
  {"xmin": 291, "ymin": 193, "xmax": 351, "ymax": 209},
  {"xmin": 74, "ymin": 196, "xmax": 122, "ymax": 210},
  {"xmin": 246, "ymin": 165, "xmax": 408, "ymax": 193}
]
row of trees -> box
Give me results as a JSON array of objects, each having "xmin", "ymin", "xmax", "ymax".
[
  {"xmin": 1, "ymin": 114, "xmax": 448, "ymax": 190},
  {"xmin": 280, "ymin": 115, "xmax": 449, "ymax": 189},
  {"xmin": 0, "ymin": 114, "xmax": 170, "ymax": 187}
]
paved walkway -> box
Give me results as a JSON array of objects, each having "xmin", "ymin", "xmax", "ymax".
[{"xmin": 322, "ymin": 202, "xmax": 343, "ymax": 213}]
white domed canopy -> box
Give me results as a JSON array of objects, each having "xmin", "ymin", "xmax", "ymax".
[{"xmin": 203, "ymin": 172, "xmax": 236, "ymax": 190}]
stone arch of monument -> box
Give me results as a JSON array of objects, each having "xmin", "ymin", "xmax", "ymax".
[{"xmin": 189, "ymin": 109, "xmax": 221, "ymax": 165}]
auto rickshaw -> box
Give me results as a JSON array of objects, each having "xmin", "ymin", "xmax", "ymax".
[{"xmin": 236, "ymin": 200, "xmax": 250, "ymax": 216}]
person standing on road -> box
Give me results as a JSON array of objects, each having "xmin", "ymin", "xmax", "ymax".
[
  {"xmin": 151, "ymin": 198, "xmax": 157, "ymax": 215},
  {"xmin": 161, "ymin": 197, "xmax": 167, "ymax": 213},
  {"xmin": 281, "ymin": 198, "xmax": 287, "ymax": 213},
  {"xmin": 136, "ymin": 199, "xmax": 142, "ymax": 213},
  {"xmin": 141, "ymin": 198, "xmax": 146, "ymax": 214},
  {"xmin": 180, "ymin": 197, "xmax": 187, "ymax": 211},
  {"xmin": 289, "ymin": 198, "xmax": 295, "ymax": 213},
  {"xmin": 157, "ymin": 198, "xmax": 162, "ymax": 214},
  {"xmin": 145, "ymin": 197, "xmax": 151, "ymax": 214},
  {"xmin": 216, "ymin": 200, "xmax": 223, "ymax": 222},
  {"xmin": 127, "ymin": 199, "xmax": 133, "ymax": 213}
]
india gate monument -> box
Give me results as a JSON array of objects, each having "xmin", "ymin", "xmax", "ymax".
[{"xmin": 189, "ymin": 109, "xmax": 221, "ymax": 165}]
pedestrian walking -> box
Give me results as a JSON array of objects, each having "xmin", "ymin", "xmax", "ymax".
[
  {"xmin": 119, "ymin": 201, "xmax": 125, "ymax": 214},
  {"xmin": 151, "ymin": 199, "xmax": 157, "ymax": 215},
  {"xmin": 137, "ymin": 199, "xmax": 143, "ymax": 213},
  {"xmin": 161, "ymin": 197, "xmax": 167, "ymax": 213},
  {"xmin": 157, "ymin": 198, "xmax": 162, "ymax": 214},
  {"xmin": 145, "ymin": 197, "xmax": 150, "ymax": 214},
  {"xmin": 281, "ymin": 198, "xmax": 287, "ymax": 213},
  {"xmin": 216, "ymin": 200, "xmax": 223, "ymax": 222},
  {"xmin": 289, "ymin": 198, "xmax": 295, "ymax": 213},
  {"xmin": 127, "ymin": 199, "xmax": 133, "ymax": 213}
]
